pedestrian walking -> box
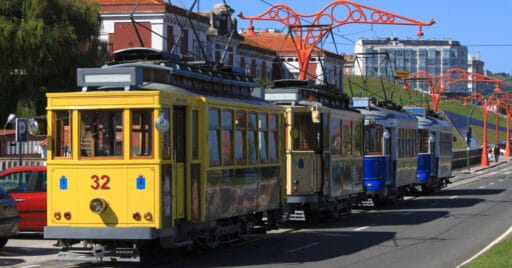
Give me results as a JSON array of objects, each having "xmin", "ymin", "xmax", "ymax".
[{"xmin": 494, "ymin": 144, "xmax": 500, "ymax": 162}]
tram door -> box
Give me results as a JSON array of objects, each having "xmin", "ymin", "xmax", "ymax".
[{"xmin": 174, "ymin": 107, "xmax": 186, "ymax": 219}]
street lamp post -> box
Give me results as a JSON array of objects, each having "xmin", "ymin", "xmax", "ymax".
[
  {"xmin": 463, "ymin": 87, "xmax": 503, "ymax": 168},
  {"xmin": 3, "ymin": 114, "xmax": 16, "ymax": 168}
]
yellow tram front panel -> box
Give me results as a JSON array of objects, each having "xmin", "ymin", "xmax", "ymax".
[
  {"xmin": 48, "ymin": 165, "xmax": 158, "ymax": 227},
  {"xmin": 46, "ymin": 90, "xmax": 168, "ymax": 229}
]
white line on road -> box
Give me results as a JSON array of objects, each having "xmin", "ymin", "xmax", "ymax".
[
  {"xmin": 457, "ymin": 225, "xmax": 512, "ymax": 267},
  {"xmin": 449, "ymin": 195, "xmax": 458, "ymax": 199},
  {"xmin": 287, "ymin": 242, "xmax": 320, "ymax": 253},
  {"xmin": 499, "ymin": 179, "xmax": 504, "ymax": 182},
  {"xmin": 354, "ymin": 226, "xmax": 370, "ymax": 231},
  {"xmin": 479, "ymin": 186, "xmax": 486, "ymax": 189},
  {"xmin": 490, "ymin": 182, "xmax": 495, "ymax": 185},
  {"xmin": 19, "ymin": 265, "xmax": 40, "ymax": 268}
]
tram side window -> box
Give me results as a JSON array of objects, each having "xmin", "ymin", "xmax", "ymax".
[
  {"xmin": 341, "ymin": 120, "xmax": 352, "ymax": 156},
  {"xmin": 363, "ymin": 124, "xmax": 383, "ymax": 155},
  {"xmin": 398, "ymin": 129, "xmax": 404, "ymax": 158},
  {"xmin": 259, "ymin": 113, "xmax": 268, "ymax": 163},
  {"xmin": 80, "ymin": 110, "xmax": 123, "ymax": 158},
  {"xmin": 268, "ymin": 113, "xmax": 278, "ymax": 163},
  {"xmin": 131, "ymin": 110, "xmax": 153, "ymax": 158},
  {"xmin": 330, "ymin": 119, "xmax": 341, "ymax": 156},
  {"xmin": 353, "ymin": 119, "xmax": 363, "ymax": 156},
  {"xmin": 440, "ymin": 133, "xmax": 452, "ymax": 155},
  {"xmin": 222, "ymin": 110, "xmax": 234, "ymax": 165},
  {"xmin": 235, "ymin": 111, "xmax": 246, "ymax": 165},
  {"xmin": 248, "ymin": 112, "xmax": 258, "ymax": 164},
  {"xmin": 292, "ymin": 113, "xmax": 320, "ymax": 151},
  {"xmin": 192, "ymin": 110, "xmax": 199, "ymax": 160},
  {"xmin": 162, "ymin": 109, "xmax": 171, "ymax": 160},
  {"xmin": 54, "ymin": 110, "xmax": 71, "ymax": 158},
  {"xmin": 208, "ymin": 108, "xmax": 221, "ymax": 166}
]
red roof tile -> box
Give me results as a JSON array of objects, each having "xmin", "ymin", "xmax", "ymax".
[
  {"xmin": 91, "ymin": 0, "xmax": 166, "ymax": 5},
  {"xmin": 242, "ymin": 31, "xmax": 340, "ymax": 58}
]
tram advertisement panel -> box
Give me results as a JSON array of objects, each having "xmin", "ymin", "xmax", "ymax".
[{"xmin": 205, "ymin": 167, "xmax": 280, "ymax": 221}]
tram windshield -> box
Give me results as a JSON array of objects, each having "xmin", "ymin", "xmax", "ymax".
[
  {"xmin": 80, "ymin": 110, "xmax": 123, "ymax": 157},
  {"xmin": 418, "ymin": 129, "xmax": 430, "ymax": 153},
  {"xmin": 363, "ymin": 124, "xmax": 384, "ymax": 155},
  {"xmin": 292, "ymin": 112, "xmax": 320, "ymax": 151}
]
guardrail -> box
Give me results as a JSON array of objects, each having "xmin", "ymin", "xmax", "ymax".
[
  {"xmin": 452, "ymin": 148, "xmax": 482, "ymax": 170},
  {"xmin": 0, "ymin": 157, "xmax": 46, "ymax": 170}
]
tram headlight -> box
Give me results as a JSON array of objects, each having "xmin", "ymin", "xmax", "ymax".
[
  {"xmin": 155, "ymin": 112, "xmax": 169, "ymax": 132},
  {"xmin": 89, "ymin": 198, "xmax": 108, "ymax": 214},
  {"xmin": 144, "ymin": 212, "xmax": 153, "ymax": 221},
  {"xmin": 53, "ymin": 211, "xmax": 62, "ymax": 220}
]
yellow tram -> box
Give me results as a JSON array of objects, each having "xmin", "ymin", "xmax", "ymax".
[{"xmin": 44, "ymin": 48, "xmax": 285, "ymax": 261}]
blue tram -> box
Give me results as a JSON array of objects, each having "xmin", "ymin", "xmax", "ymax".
[
  {"xmin": 353, "ymin": 98, "xmax": 418, "ymax": 204},
  {"xmin": 263, "ymin": 80, "xmax": 365, "ymax": 221},
  {"xmin": 404, "ymin": 107, "xmax": 453, "ymax": 192}
]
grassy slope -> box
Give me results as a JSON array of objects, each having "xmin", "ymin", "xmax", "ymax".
[{"xmin": 343, "ymin": 75, "xmax": 509, "ymax": 150}]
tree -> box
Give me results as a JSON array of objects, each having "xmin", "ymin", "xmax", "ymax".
[{"xmin": 0, "ymin": 0, "xmax": 102, "ymax": 122}]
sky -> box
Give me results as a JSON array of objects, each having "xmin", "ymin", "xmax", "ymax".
[{"xmin": 176, "ymin": 0, "xmax": 512, "ymax": 74}]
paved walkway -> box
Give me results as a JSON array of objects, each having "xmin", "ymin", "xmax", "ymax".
[{"xmin": 454, "ymin": 154, "xmax": 511, "ymax": 181}]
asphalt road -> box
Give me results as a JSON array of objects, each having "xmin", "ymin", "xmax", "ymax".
[{"xmin": 2, "ymin": 162, "xmax": 512, "ymax": 268}]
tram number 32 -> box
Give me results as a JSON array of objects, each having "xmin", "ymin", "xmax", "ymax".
[{"xmin": 90, "ymin": 175, "xmax": 111, "ymax": 190}]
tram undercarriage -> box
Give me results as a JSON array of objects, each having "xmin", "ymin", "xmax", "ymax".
[
  {"xmin": 286, "ymin": 194, "xmax": 356, "ymax": 222},
  {"xmin": 52, "ymin": 211, "xmax": 281, "ymax": 263}
]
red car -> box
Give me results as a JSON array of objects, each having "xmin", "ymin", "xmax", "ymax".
[{"xmin": 0, "ymin": 166, "xmax": 46, "ymax": 232}]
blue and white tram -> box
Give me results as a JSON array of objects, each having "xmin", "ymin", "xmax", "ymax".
[
  {"xmin": 404, "ymin": 107, "xmax": 453, "ymax": 192},
  {"xmin": 263, "ymin": 80, "xmax": 365, "ymax": 221},
  {"xmin": 353, "ymin": 98, "xmax": 418, "ymax": 204}
]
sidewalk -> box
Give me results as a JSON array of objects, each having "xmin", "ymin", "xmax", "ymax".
[{"xmin": 454, "ymin": 154, "xmax": 511, "ymax": 181}]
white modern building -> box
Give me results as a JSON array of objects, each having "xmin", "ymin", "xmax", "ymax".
[{"xmin": 353, "ymin": 37, "xmax": 469, "ymax": 93}]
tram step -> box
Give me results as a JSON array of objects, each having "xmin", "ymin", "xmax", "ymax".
[
  {"xmin": 288, "ymin": 210, "xmax": 306, "ymax": 221},
  {"xmin": 56, "ymin": 247, "xmax": 140, "ymax": 263}
]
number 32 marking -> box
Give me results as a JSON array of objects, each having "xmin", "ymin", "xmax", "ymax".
[{"xmin": 90, "ymin": 175, "xmax": 111, "ymax": 190}]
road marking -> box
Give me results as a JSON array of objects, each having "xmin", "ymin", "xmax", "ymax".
[
  {"xmin": 449, "ymin": 195, "xmax": 458, "ymax": 199},
  {"xmin": 19, "ymin": 266, "xmax": 40, "ymax": 268},
  {"xmin": 287, "ymin": 242, "xmax": 320, "ymax": 253},
  {"xmin": 490, "ymin": 182, "xmax": 495, "ymax": 185},
  {"xmin": 457, "ymin": 225, "xmax": 512, "ymax": 267},
  {"xmin": 479, "ymin": 186, "xmax": 486, "ymax": 189},
  {"xmin": 354, "ymin": 226, "xmax": 370, "ymax": 231}
]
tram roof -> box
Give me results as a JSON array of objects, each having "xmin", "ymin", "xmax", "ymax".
[
  {"xmin": 264, "ymin": 79, "xmax": 352, "ymax": 110},
  {"xmin": 352, "ymin": 98, "xmax": 417, "ymax": 129},
  {"xmin": 77, "ymin": 48, "xmax": 259, "ymax": 96},
  {"xmin": 404, "ymin": 106, "xmax": 452, "ymax": 132}
]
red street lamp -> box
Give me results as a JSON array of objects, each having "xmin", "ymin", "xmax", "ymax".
[
  {"xmin": 239, "ymin": 1, "xmax": 434, "ymax": 81},
  {"xmin": 462, "ymin": 92, "xmax": 506, "ymax": 166},
  {"xmin": 403, "ymin": 68, "xmax": 505, "ymax": 113}
]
